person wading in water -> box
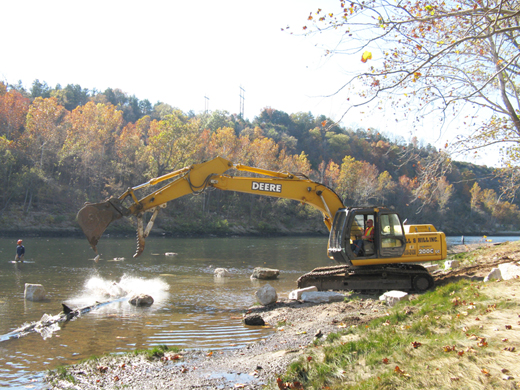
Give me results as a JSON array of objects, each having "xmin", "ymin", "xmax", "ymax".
[{"xmin": 15, "ymin": 239, "xmax": 25, "ymax": 262}]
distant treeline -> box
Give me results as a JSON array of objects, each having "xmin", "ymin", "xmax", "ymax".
[{"xmin": 0, "ymin": 80, "xmax": 516, "ymax": 235}]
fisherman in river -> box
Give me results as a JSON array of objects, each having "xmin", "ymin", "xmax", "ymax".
[{"xmin": 15, "ymin": 239, "xmax": 25, "ymax": 262}]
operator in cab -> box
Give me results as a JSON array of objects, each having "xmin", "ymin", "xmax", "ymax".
[{"xmin": 351, "ymin": 219, "xmax": 374, "ymax": 256}]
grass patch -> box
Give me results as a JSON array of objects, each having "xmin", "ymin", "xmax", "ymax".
[
  {"xmin": 276, "ymin": 279, "xmax": 520, "ymax": 390},
  {"xmin": 133, "ymin": 344, "xmax": 180, "ymax": 360},
  {"xmin": 47, "ymin": 365, "xmax": 76, "ymax": 385}
]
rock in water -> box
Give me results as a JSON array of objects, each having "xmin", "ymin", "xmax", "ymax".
[
  {"xmin": 24, "ymin": 284, "xmax": 46, "ymax": 301},
  {"xmin": 129, "ymin": 294, "xmax": 154, "ymax": 307},
  {"xmin": 250, "ymin": 267, "xmax": 280, "ymax": 280},
  {"xmin": 214, "ymin": 268, "xmax": 231, "ymax": 277}
]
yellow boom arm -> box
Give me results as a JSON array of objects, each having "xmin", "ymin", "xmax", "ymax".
[{"xmin": 77, "ymin": 157, "xmax": 345, "ymax": 257}]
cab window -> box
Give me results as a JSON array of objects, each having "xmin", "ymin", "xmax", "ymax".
[{"xmin": 380, "ymin": 213, "xmax": 405, "ymax": 257}]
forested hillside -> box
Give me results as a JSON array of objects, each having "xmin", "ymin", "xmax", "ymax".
[{"xmin": 0, "ymin": 80, "xmax": 517, "ymax": 236}]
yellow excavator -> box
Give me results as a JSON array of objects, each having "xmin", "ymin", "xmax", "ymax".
[{"xmin": 77, "ymin": 156, "xmax": 446, "ymax": 293}]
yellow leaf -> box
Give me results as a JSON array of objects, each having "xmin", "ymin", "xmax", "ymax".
[{"xmin": 361, "ymin": 51, "xmax": 372, "ymax": 63}]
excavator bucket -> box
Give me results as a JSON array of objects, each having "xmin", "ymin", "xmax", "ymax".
[{"xmin": 76, "ymin": 200, "xmax": 124, "ymax": 253}]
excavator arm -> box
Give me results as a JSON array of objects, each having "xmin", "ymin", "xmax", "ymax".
[{"xmin": 77, "ymin": 157, "xmax": 345, "ymax": 257}]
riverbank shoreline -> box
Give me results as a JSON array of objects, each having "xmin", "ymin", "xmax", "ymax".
[{"xmin": 1, "ymin": 226, "xmax": 519, "ymax": 241}]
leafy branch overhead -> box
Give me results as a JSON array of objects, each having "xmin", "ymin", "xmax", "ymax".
[{"xmin": 303, "ymin": 0, "xmax": 520, "ymax": 166}]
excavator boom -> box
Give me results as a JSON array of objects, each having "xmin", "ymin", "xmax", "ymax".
[{"xmin": 77, "ymin": 157, "xmax": 344, "ymax": 257}]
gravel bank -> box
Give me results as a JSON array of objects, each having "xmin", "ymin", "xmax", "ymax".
[{"xmin": 45, "ymin": 297, "xmax": 385, "ymax": 389}]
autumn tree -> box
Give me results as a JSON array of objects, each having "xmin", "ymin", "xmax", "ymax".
[
  {"xmin": 206, "ymin": 127, "xmax": 241, "ymax": 160},
  {"xmin": 317, "ymin": 159, "xmax": 341, "ymax": 188},
  {"xmin": 335, "ymin": 155, "xmax": 387, "ymax": 204},
  {"xmin": 113, "ymin": 115, "xmax": 150, "ymax": 188},
  {"xmin": 144, "ymin": 110, "xmax": 200, "ymax": 177},
  {"xmin": 60, "ymin": 102, "xmax": 123, "ymax": 196},
  {"xmin": 0, "ymin": 87, "xmax": 30, "ymax": 139},
  {"xmin": 0, "ymin": 136, "xmax": 17, "ymax": 213},
  {"xmin": 22, "ymin": 97, "xmax": 67, "ymax": 172}
]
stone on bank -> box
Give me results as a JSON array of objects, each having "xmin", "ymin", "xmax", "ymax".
[
  {"xmin": 300, "ymin": 291, "xmax": 345, "ymax": 303},
  {"xmin": 379, "ymin": 290, "xmax": 408, "ymax": 307},
  {"xmin": 288, "ymin": 286, "xmax": 318, "ymax": 300},
  {"xmin": 255, "ymin": 283, "xmax": 278, "ymax": 305}
]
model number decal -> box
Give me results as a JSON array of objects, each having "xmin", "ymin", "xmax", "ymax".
[
  {"xmin": 419, "ymin": 248, "xmax": 434, "ymax": 254},
  {"xmin": 252, "ymin": 182, "xmax": 282, "ymax": 193}
]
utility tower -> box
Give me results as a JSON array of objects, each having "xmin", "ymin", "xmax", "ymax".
[
  {"xmin": 204, "ymin": 95, "xmax": 209, "ymax": 114},
  {"xmin": 239, "ymin": 86, "xmax": 245, "ymax": 118}
]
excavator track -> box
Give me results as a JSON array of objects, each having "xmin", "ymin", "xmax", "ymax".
[{"xmin": 297, "ymin": 263, "xmax": 434, "ymax": 293}]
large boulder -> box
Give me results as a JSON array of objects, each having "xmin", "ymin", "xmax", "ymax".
[
  {"xmin": 250, "ymin": 267, "xmax": 280, "ymax": 280},
  {"xmin": 24, "ymin": 283, "xmax": 46, "ymax": 301},
  {"xmin": 129, "ymin": 294, "xmax": 154, "ymax": 307},
  {"xmin": 255, "ymin": 283, "xmax": 278, "ymax": 306},
  {"xmin": 498, "ymin": 263, "xmax": 520, "ymax": 280}
]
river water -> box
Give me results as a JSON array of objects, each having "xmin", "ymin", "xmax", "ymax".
[
  {"xmin": 0, "ymin": 235, "xmax": 334, "ymax": 389},
  {"xmin": 0, "ymin": 234, "xmax": 517, "ymax": 388}
]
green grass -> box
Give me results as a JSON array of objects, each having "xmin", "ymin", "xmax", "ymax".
[
  {"xmin": 275, "ymin": 280, "xmax": 502, "ymax": 390},
  {"xmin": 47, "ymin": 365, "xmax": 76, "ymax": 384},
  {"xmin": 132, "ymin": 344, "xmax": 180, "ymax": 360}
]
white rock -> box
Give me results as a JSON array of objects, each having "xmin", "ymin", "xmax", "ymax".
[
  {"xmin": 300, "ymin": 291, "xmax": 345, "ymax": 303},
  {"xmin": 288, "ymin": 286, "xmax": 318, "ymax": 300},
  {"xmin": 484, "ymin": 267, "xmax": 502, "ymax": 282},
  {"xmin": 214, "ymin": 268, "xmax": 231, "ymax": 277},
  {"xmin": 498, "ymin": 263, "xmax": 520, "ymax": 280},
  {"xmin": 424, "ymin": 264, "xmax": 439, "ymax": 273},
  {"xmin": 379, "ymin": 290, "xmax": 408, "ymax": 307},
  {"xmin": 24, "ymin": 283, "xmax": 46, "ymax": 301},
  {"xmin": 444, "ymin": 260, "xmax": 460, "ymax": 269},
  {"xmin": 255, "ymin": 283, "xmax": 278, "ymax": 306}
]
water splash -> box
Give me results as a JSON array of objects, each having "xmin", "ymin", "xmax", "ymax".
[{"xmin": 81, "ymin": 274, "xmax": 170, "ymax": 303}]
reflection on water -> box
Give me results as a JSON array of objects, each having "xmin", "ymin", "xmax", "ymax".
[{"xmin": 0, "ymin": 236, "xmax": 333, "ymax": 389}]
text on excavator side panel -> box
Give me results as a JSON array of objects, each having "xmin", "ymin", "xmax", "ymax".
[{"xmin": 252, "ymin": 182, "xmax": 282, "ymax": 193}]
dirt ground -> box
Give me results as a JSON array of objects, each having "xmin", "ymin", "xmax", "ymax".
[{"xmin": 45, "ymin": 241, "xmax": 520, "ymax": 390}]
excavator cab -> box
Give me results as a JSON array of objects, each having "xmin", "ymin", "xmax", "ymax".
[{"xmin": 328, "ymin": 207, "xmax": 406, "ymax": 265}]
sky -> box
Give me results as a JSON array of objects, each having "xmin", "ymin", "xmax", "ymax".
[{"xmin": 0, "ymin": 0, "xmax": 497, "ymax": 166}]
